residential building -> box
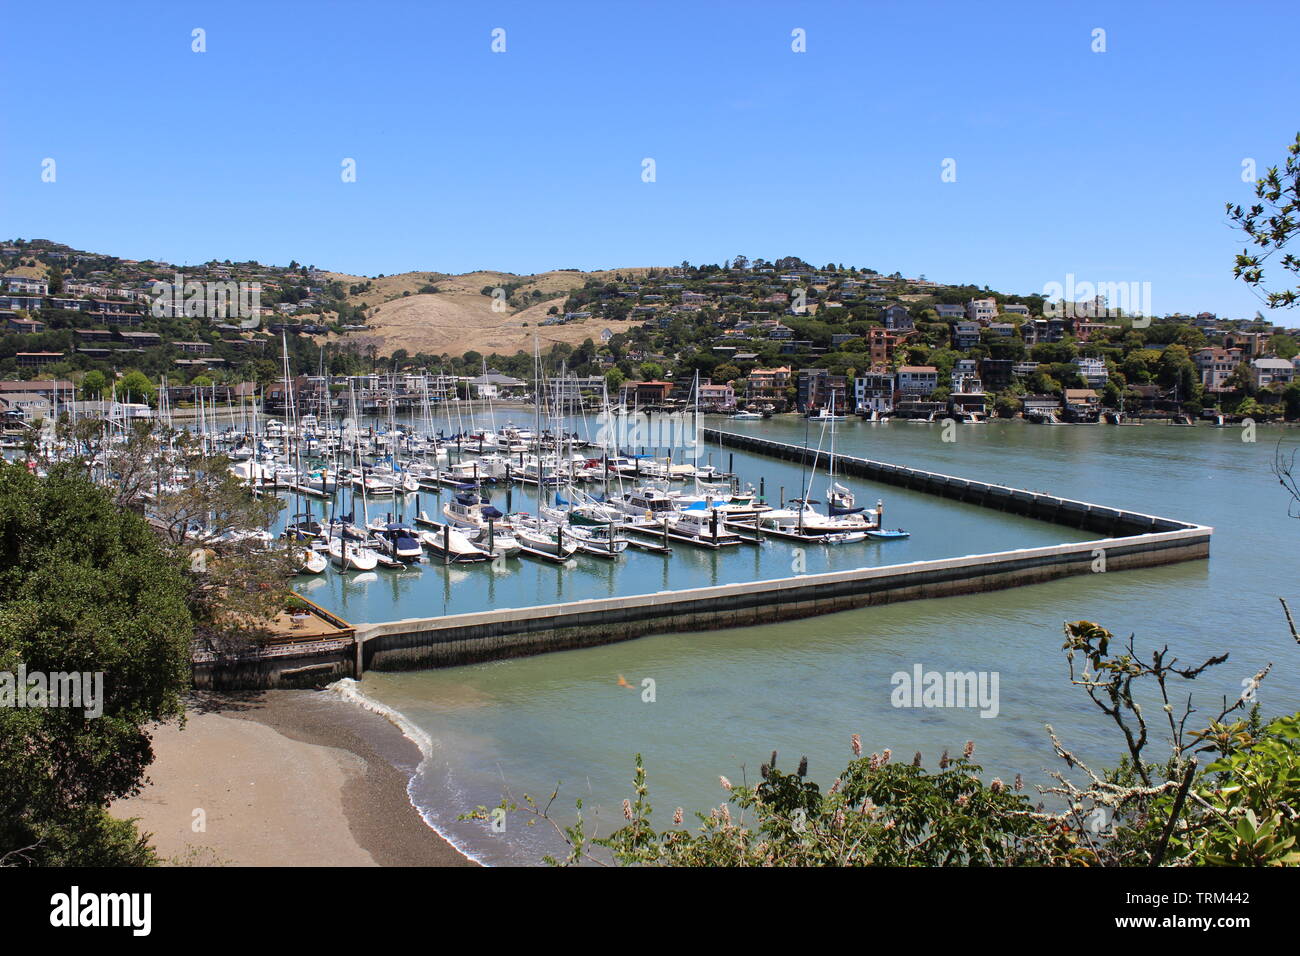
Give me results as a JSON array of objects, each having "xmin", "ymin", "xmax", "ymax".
[
  {"xmin": 853, "ymin": 371, "xmax": 894, "ymax": 414},
  {"xmin": 746, "ymin": 366, "xmax": 791, "ymax": 402},
  {"xmin": 980, "ymin": 358, "xmax": 1014, "ymax": 392},
  {"xmin": 966, "ymin": 297, "xmax": 998, "ymax": 324},
  {"xmin": 1251, "ymin": 357, "xmax": 1296, "ymax": 389},
  {"xmin": 3, "ymin": 275, "xmax": 48, "ymax": 295},
  {"xmin": 1072, "ymin": 356, "xmax": 1109, "ymax": 387},
  {"xmin": 796, "ymin": 369, "xmax": 848, "ymax": 413},
  {"xmin": 896, "ymin": 365, "xmax": 939, "ymax": 396},
  {"xmin": 6, "ymin": 316, "xmax": 45, "ymax": 334},
  {"xmin": 16, "ymin": 351, "xmax": 64, "ymax": 368},
  {"xmin": 881, "ymin": 303, "xmax": 914, "ymax": 331},
  {"xmin": 953, "ymin": 322, "xmax": 981, "ymax": 349},
  {"xmin": 867, "ymin": 327, "xmax": 914, "ymax": 367},
  {"xmin": 1193, "ymin": 347, "xmax": 1243, "ymax": 391},
  {"xmin": 619, "ymin": 380, "xmax": 675, "ymax": 406},
  {"xmin": 0, "ymin": 380, "xmax": 75, "ymax": 403},
  {"xmin": 0, "ymin": 392, "xmax": 51, "ymax": 422},
  {"xmin": 697, "ymin": 382, "xmax": 735, "ymax": 411}
]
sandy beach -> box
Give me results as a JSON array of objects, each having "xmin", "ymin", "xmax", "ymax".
[{"xmin": 112, "ymin": 690, "xmax": 476, "ymax": 867}]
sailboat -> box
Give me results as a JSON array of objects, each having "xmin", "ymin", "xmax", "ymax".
[{"xmin": 326, "ymin": 535, "xmax": 380, "ymax": 571}]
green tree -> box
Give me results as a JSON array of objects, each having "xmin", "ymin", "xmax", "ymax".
[
  {"xmin": 0, "ymin": 461, "xmax": 193, "ymax": 866},
  {"xmin": 115, "ymin": 370, "xmax": 156, "ymax": 405},
  {"xmin": 79, "ymin": 369, "xmax": 107, "ymax": 400}
]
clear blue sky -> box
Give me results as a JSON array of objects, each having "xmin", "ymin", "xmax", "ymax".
[{"xmin": 2, "ymin": 0, "xmax": 1296, "ymax": 318}]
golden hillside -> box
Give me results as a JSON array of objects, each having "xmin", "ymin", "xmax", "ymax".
[{"xmin": 321, "ymin": 268, "xmax": 657, "ymax": 357}]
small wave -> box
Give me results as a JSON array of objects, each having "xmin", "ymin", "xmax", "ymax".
[{"xmin": 325, "ymin": 677, "xmax": 491, "ymax": 866}]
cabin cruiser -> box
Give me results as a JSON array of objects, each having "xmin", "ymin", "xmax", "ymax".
[
  {"xmin": 676, "ymin": 483, "xmax": 770, "ymax": 520},
  {"xmin": 669, "ymin": 503, "xmax": 742, "ymax": 545},
  {"xmin": 609, "ymin": 485, "xmax": 681, "ymax": 522},
  {"xmin": 442, "ymin": 492, "xmax": 506, "ymax": 531},
  {"xmin": 368, "ymin": 519, "xmax": 424, "ymax": 563},
  {"xmin": 562, "ymin": 520, "xmax": 629, "ymax": 557}
]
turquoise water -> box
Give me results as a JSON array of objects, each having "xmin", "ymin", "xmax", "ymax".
[{"xmin": 329, "ymin": 419, "xmax": 1299, "ymax": 865}]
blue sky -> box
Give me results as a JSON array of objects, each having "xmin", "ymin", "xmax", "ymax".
[{"xmin": 2, "ymin": 0, "xmax": 1296, "ymax": 318}]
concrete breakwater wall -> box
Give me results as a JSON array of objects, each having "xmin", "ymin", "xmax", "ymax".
[
  {"xmin": 701, "ymin": 428, "xmax": 1187, "ymax": 537},
  {"xmin": 335, "ymin": 430, "xmax": 1212, "ymax": 674},
  {"xmin": 358, "ymin": 535, "xmax": 1211, "ymax": 672}
]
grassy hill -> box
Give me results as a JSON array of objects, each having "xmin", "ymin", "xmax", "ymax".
[{"xmin": 320, "ymin": 267, "xmax": 656, "ymax": 357}]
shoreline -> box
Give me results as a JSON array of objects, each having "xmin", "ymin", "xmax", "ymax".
[{"xmin": 112, "ymin": 689, "xmax": 478, "ymax": 867}]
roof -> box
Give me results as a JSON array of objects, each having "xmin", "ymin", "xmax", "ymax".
[{"xmin": 897, "ymin": 366, "xmax": 938, "ymax": 374}]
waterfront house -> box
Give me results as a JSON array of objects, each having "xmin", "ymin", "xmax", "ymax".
[
  {"xmin": 547, "ymin": 374, "xmax": 603, "ymax": 405},
  {"xmin": 619, "ymin": 380, "xmax": 675, "ymax": 407},
  {"xmin": 1021, "ymin": 394, "xmax": 1063, "ymax": 420},
  {"xmin": 797, "ymin": 368, "xmax": 848, "ymax": 413},
  {"xmin": 853, "ymin": 370, "xmax": 894, "ymax": 415},
  {"xmin": 980, "ymin": 358, "xmax": 1014, "ymax": 391},
  {"xmin": 697, "ymin": 381, "xmax": 735, "ymax": 411},
  {"xmin": 896, "ymin": 366, "xmax": 939, "ymax": 396},
  {"xmin": 1063, "ymin": 388, "xmax": 1101, "ymax": 423}
]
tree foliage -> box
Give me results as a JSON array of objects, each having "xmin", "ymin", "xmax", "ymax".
[
  {"xmin": 0, "ymin": 461, "xmax": 193, "ymax": 866},
  {"xmin": 1228, "ymin": 132, "xmax": 1300, "ymax": 308}
]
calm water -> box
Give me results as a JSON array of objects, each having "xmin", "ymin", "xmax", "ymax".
[{"xmin": 320, "ymin": 418, "xmax": 1299, "ymax": 865}]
